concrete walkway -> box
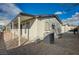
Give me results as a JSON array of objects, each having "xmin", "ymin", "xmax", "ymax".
[
  {"xmin": 7, "ymin": 32, "xmax": 79, "ymax": 55},
  {"xmin": 0, "ymin": 32, "xmax": 7, "ymax": 55}
]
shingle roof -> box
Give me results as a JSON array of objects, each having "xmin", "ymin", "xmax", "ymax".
[
  {"xmin": 7, "ymin": 12, "xmax": 63, "ymax": 26},
  {"xmin": 19, "ymin": 12, "xmax": 63, "ymax": 24}
]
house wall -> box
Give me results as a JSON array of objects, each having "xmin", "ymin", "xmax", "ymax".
[
  {"xmin": 21, "ymin": 23, "xmax": 28, "ymax": 39},
  {"xmin": 21, "ymin": 18, "xmax": 50, "ymax": 42},
  {"xmin": 4, "ymin": 24, "xmax": 19, "ymax": 49},
  {"xmin": 37, "ymin": 18, "xmax": 54, "ymax": 43},
  {"xmin": 36, "ymin": 17, "xmax": 62, "ymax": 41},
  {"xmin": 28, "ymin": 19, "xmax": 38, "ymax": 42},
  {"xmin": 4, "ymin": 30, "xmax": 13, "ymax": 42},
  {"xmin": 17, "ymin": 18, "xmax": 39, "ymax": 42},
  {"xmin": 61, "ymin": 26, "xmax": 65, "ymax": 33},
  {"xmin": 4, "ymin": 16, "xmax": 62, "ymax": 49},
  {"xmin": 61, "ymin": 25, "xmax": 76, "ymax": 33},
  {"xmin": 20, "ymin": 17, "xmax": 61, "ymax": 42},
  {"xmin": 37, "ymin": 19, "xmax": 45, "ymax": 40},
  {"xmin": 49, "ymin": 18, "xmax": 62, "ymax": 38}
]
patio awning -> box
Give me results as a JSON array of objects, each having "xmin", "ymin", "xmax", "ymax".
[{"xmin": 12, "ymin": 13, "xmax": 35, "ymax": 25}]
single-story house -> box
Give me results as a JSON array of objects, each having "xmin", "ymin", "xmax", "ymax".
[
  {"xmin": 0, "ymin": 20, "xmax": 10, "ymax": 32},
  {"xmin": 4, "ymin": 13, "xmax": 62, "ymax": 49},
  {"xmin": 61, "ymin": 24, "xmax": 77, "ymax": 33}
]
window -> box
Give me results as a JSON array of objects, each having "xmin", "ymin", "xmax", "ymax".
[
  {"xmin": 25, "ymin": 22, "xmax": 30, "ymax": 34},
  {"xmin": 20, "ymin": 24, "xmax": 22, "ymax": 35},
  {"xmin": 11, "ymin": 23, "xmax": 12, "ymax": 29},
  {"xmin": 52, "ymin": 24, "xmax": 55, "ymax": 29},
  {"xmin": 45, "ymin": 22, "xmax": 50, "ymax": 31}
]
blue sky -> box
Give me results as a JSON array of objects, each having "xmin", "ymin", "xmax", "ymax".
[
  {"xmin": 16, "ymin": 3, "xmax": 79, "ymax": 20},
  {"xmin": 0, "ymin": 3, "xmax": 79, "ymax": 25}
]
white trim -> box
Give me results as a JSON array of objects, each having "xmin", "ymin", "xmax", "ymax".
[
  {"xmin": 18, "ymin": 16, "xmax": 21, "ymax": 46},
  {"xmin": 12, "ymin": 22, "xmax": 14, "ymax": 39}
]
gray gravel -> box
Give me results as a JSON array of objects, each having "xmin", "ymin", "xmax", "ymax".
[{"xmin": 7, "ymin": 32, "xmax": 79, "ymax": 55}]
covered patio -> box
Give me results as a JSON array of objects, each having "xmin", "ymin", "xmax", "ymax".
[{"xmin": 4, "ymin": 13, "xmax": 36, "ymax": 49}]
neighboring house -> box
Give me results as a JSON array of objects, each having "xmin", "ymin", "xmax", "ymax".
[
  {"xmin": 0, "ymin": 20, "xmax": 10, "ymax": 32},
  {"xmin": 0, "ymin": 21, "xmax": 4, "ymax": 32},
  {"xmin": 0, "ymin": 25, "xmax": 3, "ymax": 32},
  {"xmin": 61, "ymin": 25, "xmax": 69, "ymax": 33},
  {"xmin": 61, "ymin": 24, "xmax": 77, "ymax": 33},
  {"xmin": 4, "ymin": 13, "xmax": 62, "ymax": 49}
]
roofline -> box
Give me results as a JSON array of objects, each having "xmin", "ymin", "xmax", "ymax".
[
  {"xmin": 6, "ymin": 14, "xmax": 20, "ymax": 26},
  {"xmin": 6, "ymin": 12, "xmax": 63, "ymax": 26},
  {"xmin": 54, "ymin": 15, "xmax": 63, "ymax": 24},
  {"xmin": 37, "ymin": 15, "xmax": 63, "ymax": 24},
  {"xmin": 19, "ymin": 12, "xmax": 35, "ymax": 17},
  {"xmin": 6, "ymin": 12, "xmax": 35, "ymax": 26},
  {"xmin": 20, "ymin": 12, "xmax": 63, "ymax": 25}
]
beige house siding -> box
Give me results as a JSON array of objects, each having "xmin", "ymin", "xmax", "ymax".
[
  {"xmin": 29, "ymin": 19, "xmax": 38, "ymax": 42},
  {"xmin": 49, "ymin": 18, "xmax": 62, "ymax": 38},
  {"xmin": 4, "ymin": 13, "xmax": 62, "ymax": 49},
  {"xmin": 61, "ymin": 25, "xmax": 77, "ymax": 33},
  {"xmin": 37, "ymin": 19, "xmax": 45, "ymax": 40},
  {"xmin": 36, "ymin": 17, "xmax": 61, "ymax": 40},
  {"xmin": 5, "ymin": 17, "xmax": 61, "ymax": 42}
]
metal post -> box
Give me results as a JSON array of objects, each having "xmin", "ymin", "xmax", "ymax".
[
  {"xmin": 12, "ymin": 22, "xmax": 14, "ymax": 40},
  {"xmin": 18, "ymin": 17, "xmax": 21, "ymax": 46}
]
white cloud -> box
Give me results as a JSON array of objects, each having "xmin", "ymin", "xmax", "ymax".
[
  {"xmin": 62, "ymin": 12, "xmax": 79, "ymax": 26},
  {"xmin": 75, "ymin": 12, "xmax": 79, "ymax": 15},
  {"xmin": 0, "ymin": 16, "xmax": 11, "ymax": 25},
  {"xmin": 0, "ymin": 3, "xmax": 22, "ymax": 20},
  {"xmin": 54, "ymin": 11, "xmax": 65, "ymax": 15},
  {"xmin": 0, "ymin": 3, "xmax": 22, "ymax": 26},
  {"xmin": 0, "ymin": 20, "xmax": 10, "ymax": 25}
]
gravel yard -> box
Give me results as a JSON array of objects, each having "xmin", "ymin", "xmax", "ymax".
[
  {"xmin": 0, "ymin": 32, "xmax": 79, "ymax": 55},
  {"xmin": 7, "ymin": 32, "xmax": 79, "ymax": 55}
]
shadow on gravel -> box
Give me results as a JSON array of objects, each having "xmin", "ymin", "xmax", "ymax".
[{"xmin": 0, "ymin": 32, "xmax": 7, "ymax": 55}]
